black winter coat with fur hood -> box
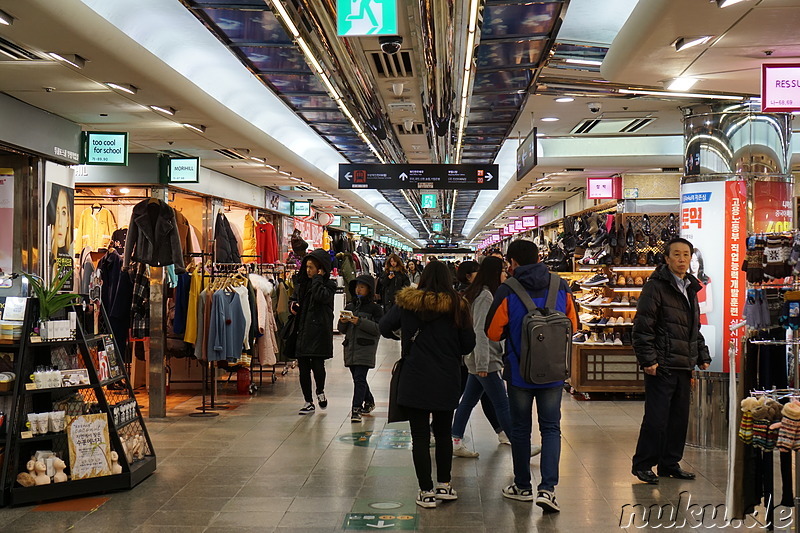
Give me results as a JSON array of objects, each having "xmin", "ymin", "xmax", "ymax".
[{"xmin": 379, "ymin": 287, "xmax": 476, "ymax": 411}]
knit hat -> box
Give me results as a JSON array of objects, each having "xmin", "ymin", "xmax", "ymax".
[
  {"xmin": 751, "ymin": 404, "xmax": 771, "ymax": 449},
  {"xmin": 777, "ymin": 401, "xmax": 800, "ymax": 451},
  {"xmin": 739, "ymin": 397, "xmax": 758, "ymax": 444}
]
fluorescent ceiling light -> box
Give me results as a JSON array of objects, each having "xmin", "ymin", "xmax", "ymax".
[
  {"xmin": 250, "ymin": 157, "xmax": 266, "ymax": 163},
  {"xmin": 564, "ymin": 58, "xmax": 602, "ymax": 66},
  {"xmin": 540, "ymin": 117, "xmax": 559, "ymax": 122},
  {"xmin": 674, "ymin": 36, "xmax": 713, "ymax": 52},
  {"xmin": 105, "ymin": 82, "xmax": 138, "ymax": 95},
  {"xmin": 555, "ymin": 97, "xmax": 574, "ymax": 103},
  {"xmin": 119, "ymin": 187, "xmax": 130, "ymax": 194},
  {"xmin": 666, "ymin": 77, "xmax": 699, "ymax": 91},
  {"xmin": 0, "ymin": 9, "xmax": 14, "ymax": 25},
  {"xmin": 149, "ymin": 105, "xmax": 176, "ymax": 115},
  {"xmin": 717, "ymin": 0, "xmax": 748, "ymax": 6},
  {"xmin": 270, "ymin": 0, "xmax": 300, "ymax": 37},
  {"xmin": 182, "ymin": 123, "xmax": 206, "ymax": 133},
  {"xmin": 618, "ymin": 88, "xmax": 744, "ymax": 100},
  {"xmin": 49, "ymin": 53, "xmax": 86, "ymax": 69}
]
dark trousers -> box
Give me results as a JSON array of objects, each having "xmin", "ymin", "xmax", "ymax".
[
  {"xmin": 632, "ymin": 370, "xmax": 691, "ymax": 472},
  {"xmin": 406, "ymin": 407, "xmax": 453, "ymax": 491},
  {"xmin": 297, "ymin": 357, "xmax": 326, "ymax": 403},
  {"xmin": 349, "ymin": 365, "xmax": 374, "ymax": 410}
]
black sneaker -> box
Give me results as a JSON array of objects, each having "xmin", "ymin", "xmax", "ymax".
[
  {"xmin": 582, "ymin": 273, "xmax": 609, "ymax": 287},
  {"xmin": 536, "ymin": 490, "xmax": 560, "ymax": 513},
  {"xmin": 317, "ymin": 393, "xmax": 328, "ymax": 409},
  {"xmin": 299, "ymin": 402, "xmax": 315, "ymax": 415},
  {"xmin": 350, "ymin": 408, "xmax": 362, "ymax": 423},
  {"xmin": 362, "ymin": 402, "xmax": 375, "ymax": 414}
]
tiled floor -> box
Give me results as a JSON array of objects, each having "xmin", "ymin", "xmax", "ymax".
[{"xmin": 0, "ymin": 339, "xmax": 771, "ymax": 532}]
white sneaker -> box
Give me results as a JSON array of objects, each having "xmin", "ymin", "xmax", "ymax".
[
  {"xmin": 497, "ymin": 431, "xmax": 511, "ymax": 445},
  {"xmin": 416, "ymin": 490, "xmax": 437, "ymax": 508},
  {"xmin": 535, "ymin": 490, "xmax": 560, "ymax": 513},
  {"xmin": 434, "ymin": 482, "xmax": 458, "ymax": 500},
  {"xmin": 502, "ymin": 484, "xmax": 534, "ymax": 502},
  {"xmin": 530, "ymin": 444, "xmax": 542, "ymax": 457},
  {"xmin": 452, "ymin": 438, "xmax": 479, "ymax": 458}
]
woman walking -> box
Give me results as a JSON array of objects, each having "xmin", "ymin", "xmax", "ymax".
[
  {"xmin": 406, "ymin": 259, "xmax": 421, "ymax": 287},
  {"xmin": 379, "ymin": 261, "xmax": 476, "ymax": 509},
  {"xmin": 378, "ymin": 253, "xmax": 410, "ymax": 311}
]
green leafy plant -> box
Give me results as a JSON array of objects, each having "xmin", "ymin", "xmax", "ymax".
[{"xmin": 23, "ymin": 269, "xmax": 81, "ymax": 321}]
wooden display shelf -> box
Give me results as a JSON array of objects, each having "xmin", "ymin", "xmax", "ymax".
[{"xmin": 570, "ymin": 344, "xmax": 644, "ymax": 393}]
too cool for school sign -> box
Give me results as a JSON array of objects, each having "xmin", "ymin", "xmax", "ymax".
[{"xmin": 81, "ymin": 131, "xmax": 129, "ymax": 166}]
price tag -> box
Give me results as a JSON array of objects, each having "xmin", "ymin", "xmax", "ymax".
[
  {"xmin": 20, "ymin": 431, "xmax": 32, "ymax": 439},
  {"xmin": 25, "ymin": 383, "xmax": 36, "ymax": 390}
]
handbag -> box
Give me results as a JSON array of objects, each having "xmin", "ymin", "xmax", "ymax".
[
  {"xmin": 279, "ymin": 313, "xmax": 298, "ymax": 360},
  {"xmin": 387, "ymin": 358, "xmax": 407, "ymax": 423}
]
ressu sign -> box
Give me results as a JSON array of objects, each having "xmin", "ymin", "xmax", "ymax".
[{"xmin": 81, "ymin": 131, "xmax": 129, "ymax": 166}]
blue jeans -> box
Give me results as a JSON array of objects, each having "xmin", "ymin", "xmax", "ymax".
[
  {"xmin": 452, "ymin": 372, "xmax": 512, "ymax": 439},
  {"xmin": 507, "ymin": 384, "xmax": 562, "ymax": 492}
]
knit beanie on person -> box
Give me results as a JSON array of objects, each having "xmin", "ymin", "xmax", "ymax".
[
  {"xmin": 777, "ymin": 401, "xmax": 800, "ymax": 451},
  {"xmin": 739, "ymin": 397, "xmax": 758, "ymax": 444}
]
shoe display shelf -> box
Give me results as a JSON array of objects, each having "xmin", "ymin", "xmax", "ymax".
[{"xmin": 0, "ymin": 298, "xmax": 156, "ymax": 506}]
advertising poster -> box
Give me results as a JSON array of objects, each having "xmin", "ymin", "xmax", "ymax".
[
  {"xmin": 753, "ymin": 180, "xmax": 792, "ymax": 233},
  {"xmin": 45, "ymin": 182, "xmax": 74, "ymax": 290},
  {"xmin": 67, "ymin": 413, "xmax": 113, "ymax": 479},
  {"xmin": 292, "ymin": 218, "xmax": 323, "ymax": 249},
  {"xmin": 0, "ymin": 169, "xmax": 12, "ymax": 276}
]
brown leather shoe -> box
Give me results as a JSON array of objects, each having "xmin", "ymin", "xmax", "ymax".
[
  {"xmin": 617, "ymin": 274, "xmax": 626, "ymax": 286},
  {"xmin": 634, "ymin": 276, "xmax": 644, "ymax": 286}
]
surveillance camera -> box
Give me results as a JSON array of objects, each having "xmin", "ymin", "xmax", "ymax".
[
  {"xmin": 588, "ymin": 102, "xmax": 602, "ymax": 114},
  {"xmin": 379, "ymin": 35, "xmax": 403, "ymax": 55}
]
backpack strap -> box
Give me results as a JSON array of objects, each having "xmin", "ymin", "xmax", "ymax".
[
  {"xmin": 544, "ymin": 273, "xmax": 561, "ymax": 310},
  {"xmin": 504, "ymin": 274, "xmax": 562, "ymax": 312}
]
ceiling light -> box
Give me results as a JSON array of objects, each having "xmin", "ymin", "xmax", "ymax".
[
  {"xmin": 540, "ymin": 117, "xmax": 559, "ymax": 122},
  {"xmin": 182, "ymin": 123, "xmax": 206, "ymax": 133},
  {"xmin": 149, "ymin": 105, "xmax": 176, "ymax": 116},
  {"xmin": 119, "ymin": 188, "xmax": 131, "ymax": 194},
  {"xmin": 674, "ymin": 36, "xmax": 713, "ymax": 52},
  {"xmin": 250, "ymin": 157, "xmax": 266, "ymax": 164},
  {"xmin": 270, "ymin": 0, "xmax": 300, "ymax": 37},
  {"xmin": 717, "ymin": 0, "xmax": 748, "ymax": 6},
  {"xmin": 618, "ymin": 88, "xmax": 744, "ymax": 100},
  {"xmin": 564, "ymin": 58, "xmax": 602, "ymax": 66},
  {"xmin": 666, "ymin": 77, "xmax": 699, "ymax": 91},
  {"xmin": 105, "ymin": 82, "xmax": 138, "ymax": 95},
  {"xmin": 49, "ymin": 53, "xmax": 86, "ymax": 69},
  {"xmin": 554, "ymin": 97, "xmax": 574, "ymax": 103},
  {"xmin": 0, "ymin": 9, "xmax": 14, "ymax": 25}
]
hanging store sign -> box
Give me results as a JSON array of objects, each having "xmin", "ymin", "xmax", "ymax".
[
  {"xmin": 339, "ymin": 164, "xmax": 498, "ymax": 190},
  {"xmin": 586, "ymin": 176, "xmax": 622, "ymax": 200},
  {"xmin": 349, "ymin": 222, "xmax": 362, "ymax": 233},
  {"xmin": 336, "ymin": 0, "xmax": 398, "ymax": 36},
  {"xmin": 81, "ymin": 131, "xmax": 128, "ymax": 166},
  {"xmin": 761, "ymin": 63, "xmax": 800, "ymax": 112},
  {"xmin": 514, "ymin": 220, "xmax": 524, "ymax": 231},
  {"xmin": 291, "ymin": 201, "xmax": 311, "ymax": 217},
  {"xmin": 516, "ymin": 127, "xmax": 538, "ymax": 181},
  {"xmin": 522, "ymin": 215, "xmax": 537, "ymax": 228},
  {"xmin": 166, "ymin": 158, "xmax": 200, "ymax": 183},
  {"xmin": 332, "ymin": 215, "xmax": 342, "ymax": 227}
]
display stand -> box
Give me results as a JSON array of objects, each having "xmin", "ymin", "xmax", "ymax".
[{"xmin": 2, "ymin": 298, "xmax": 156, "ymax": 506}]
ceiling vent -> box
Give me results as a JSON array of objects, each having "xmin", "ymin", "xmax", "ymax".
[
  {"xmin": 294, "ymin": 185, "xmax": 313, "ymax": 192},
  {"xmin": 571, "ymin": 117, "xmax": 656, "ymax": 135},
  {"xmin": 661, "ymin": 167, "xmax": 680, "ymax": 172},
  {"xmin": 370, "ymin": 50, "xmax": 414, "ymax": 78},
  {"xmin": 388, "ymin": 102, "xmax": 417, "ymax": 114},
  {"xmin": 396, "ymin": 123, "xmax": 425, "ymax": 135},
  {"xmin": 0, "ymin": 36, "xmax": 44, "ymax": 61},
  {"xmin": 163, "ymin": 149, "xmax": 194, "ymax": 158},
  {"xmin": 214, "ymin": 148, "xmax": 247, "ymax": 160},
  {"xmin": 568, "ymin": 186, "xmax": 584, "ymax": 192},
  {"xmin": 535, "ymin": 186, "xmax": 552, "ymax": 192}
]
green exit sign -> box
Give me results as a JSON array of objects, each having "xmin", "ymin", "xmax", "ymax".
[
  {"xmin": 421, "ymin": 194, "xmax": 437, "ymax": 209},
  {"xmin": 432, "ymin": 222, "xmax": 443, "ymax": 232},
  {"xmin": 337, "ymin": 0, "xmax": 398, "ymax": 36}
]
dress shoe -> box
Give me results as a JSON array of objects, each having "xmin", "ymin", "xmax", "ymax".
[
  {"xmin": 642, "ymin": 214, "xmax": 651, "ymax": 235},
  {"xmin": 625, "ymin": 221, "xmax": 635, "ymax": 247},
  {"xmin": 632, "ymin": 469, "xmax": 659, "ymax": 484},
  {"xmin": 659, "ymin": 467, "xmax": 696, "ymax": 480}
]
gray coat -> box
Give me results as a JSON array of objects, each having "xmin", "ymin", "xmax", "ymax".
[
  {"xmin": 338, "ymin": 274, "xmax": 383, "ymax": 367},
  {"xmin": 464, "ymin": 287, "xmax": 504, "ymax": 374}
]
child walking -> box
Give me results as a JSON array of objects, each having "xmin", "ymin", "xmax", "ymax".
[{"xmin": 338, "ymin": 274, "xmax": 384, "ymax": 422}]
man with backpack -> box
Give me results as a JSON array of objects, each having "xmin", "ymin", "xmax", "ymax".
[{"xmin": 485, "ymin": 239, "xmax": 578, "ymax": 512}]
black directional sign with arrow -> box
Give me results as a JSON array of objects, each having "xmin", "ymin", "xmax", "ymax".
[{"xmin": 339, "ymin": 164, "xmax": 499, "ymax": 190}]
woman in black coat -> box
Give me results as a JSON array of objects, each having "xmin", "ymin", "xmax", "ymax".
[
  {"xmin": 379, "ymin": 261, "xmax": 476, "ymax": 508},
  {"xmin": 378, "ymin": 253, "xmax": 410, "ymax": 312},
  {"xmin": 291, "ymin": 248, "xmax": 337, "ymax": 415}
]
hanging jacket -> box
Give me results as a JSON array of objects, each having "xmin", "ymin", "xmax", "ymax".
[
  {"xmin": 173, "ymin": 210, "xmax": 193, "ymax": 258},
  {"xmin": 291, "ymin": 248, "xmax": 337, "ymax": 359},
  {"xmin": 123, "ymin": 199, "xmax": 186, "ymax": 272},
  {"xmin": 379, "ymin": 287, "xmax": 476, "ymax": 411},
  {"xmin": 632, "ymin": 264, "xmax": 711, "ymax": 370},
  {"xmin": 256, "ymin": 221, "xmax": 278, "ymax": 263},
  {"xmin": 77, "ymin": 206, "xmax": 117, "ymax": 250},
  {"xmin": 214, "ymin": 212, "xmax": 241, "ymax": 263},
  {"xmin": 243, "ymin": 213, "xmax": 258, "ymax": 262},
  {"xmin": 97, "ymin": 249, "xmax": 122, "ymax": 313},
  {"xmin": 338, "ymin": 274, "xmax": 383, "ymax": 368}
]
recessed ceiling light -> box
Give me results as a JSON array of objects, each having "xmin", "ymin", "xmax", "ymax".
[
  {"xmin": 149, "ymin": 105, "xmax": 176, "ymax": 116},
  {"xmin": 666, "ymin": 77, "xmax": 699, "ymax": 91},
  {"xmin": 674, "ymin": 36, "xmax": 713, "ymax": 52},
  {"xmin": 0, "ymin": 9, "xmax": 14, "ymax": 25},
  {"xmin": 49, "ymin": 53, "xmax": 86, "ymax": 69},
  {"xmin": 717, "ymin": 0, "xmax": 748, "ymax": 6},
  {"xmin": 119, "ymin": 188, "xmax": 131, "ymax": 194},
  {"xmin": 564, "ymin": 58, "xmax": 602, "ymax": 66},
  {"xmin": 182, "ymin": 123, "xmax": 206, "ymax": 133},
  {"xmin": 540, "ymin": 117, "xmax": 559, "ymax": 122},
  {"xmin": 105, "ymin": 82, "xmax": 138, "ymax": 95},
  {"xmin": 554, "ymin": 97, "xmax": 574, "ymax": 103}
]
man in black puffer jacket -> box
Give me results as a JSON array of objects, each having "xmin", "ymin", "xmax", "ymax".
[{"xmin": 631, "ymin": 237, "xmax": 711, "ymax": 484}]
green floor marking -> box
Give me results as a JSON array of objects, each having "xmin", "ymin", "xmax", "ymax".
[
  {"xmin": 338, "ymin": 429, "xmax": 435, "ymax": 449},
  {"xmin": 343, "ymin": 512, "xmax": 417, "ymax": 530}
]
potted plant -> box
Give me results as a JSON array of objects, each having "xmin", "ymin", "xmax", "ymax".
[{"xmin": 23, "ymin": 269, "xmax": 80, "ymax": 340}]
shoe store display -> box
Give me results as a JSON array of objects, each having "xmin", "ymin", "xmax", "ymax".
[
  {"xmin": 629, "ymin": 296, "xmax": 638, "ymax": 307},
  {"xmin": 603, "ymin": 333, "xmax": 614, "ymax": 345},
  {"xmin": 620, "ymin": 295, "xmax": 630, "ymax": 306},
  {"xmin": 626, "ymin": 221, "xmax": 635, "ymax": 247},
  {"xmin": 634, "ymin": 276, "xmax": 644, "ymax": 286},
  {"xmin": 579, "ymin": 313, "xmax": 595, "ymax": 323},
  {"xmin": 597, "ymin": 317, "xmax": 609, "ymax": 326},
  {"xmin": 617, "ymin": 274, "xmax": 626, "ymax": 286},
  {"xmin": 626, "ymin": 276, "xmax": 635, "ymax": 286},
  {"xmin": 572, "ymin": 332, "xmax": 587, "ymax": 343},
  {"xmin": 637, "ymin": 252, "xmax": 647, "ymax": 265},
  {"xmin": 600, "ymin": 296, "xmax": 614, "ymax": 306},
  {"xmin": 587, "ymin": 332, "xmax": 600, "ymax": 344},
  {"xmin": 588, "ymin": 295, "xmax": 606, "ymax": 306},
  {"xmin": 646, "ymin": 251, "xmax": 655, "ymax": 265},
  {"xmin": 642, "ymin": 214, "xmax": 651, "ymax": 235},
  {"xmin": 582, "ymin": 273, "xmax": 610, "ymax": 286},
  {"xmin": 613, "ymin": 333, "xmax": 623, "ymax": 346}
]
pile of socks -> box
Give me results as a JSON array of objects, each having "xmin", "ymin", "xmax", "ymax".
[
  {"xmin": 777, "ymin": 401, "xmax": 800, "ymax": 451},
  {"xmin": 750, "ymin": 398, "xmax": 782, "ymax": 451}
]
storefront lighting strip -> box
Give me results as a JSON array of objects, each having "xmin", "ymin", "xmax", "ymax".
[
  {"xmin": 269, "ymin": 0, "xmax": 299, "ymax": 37},
  {"xmin": 617, "ymin": 88, "xmax": 744, "ymax": 100},
  {"xmin": 612, "ymin": 287, "xmax": 644, "ymax": 292},
  {"xmin": 149, "ymin": 105, "xmax": 176, "ymax": 116},
  {"xmin": 611, "ymin": 266, "xmax": 656, "ymax": 271},
  {"xmin": 456, "ymin": 0, "xmax": 481, "ymax": 162}
]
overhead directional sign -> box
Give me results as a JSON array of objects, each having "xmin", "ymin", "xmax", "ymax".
[
  {"xmin": 431, "ymin": 222, "xmax": 443, "ymax": 232},
  {"xmin": 337, "ymin": 0, "xmax": 398, "ymax": 36},
  {"xmin": 339, "ymin": 164, "xmax": 498, "ymax": 190},
  {"xmin": 420, "ymin": 194, "xmax": 437, "ymax": 209}
]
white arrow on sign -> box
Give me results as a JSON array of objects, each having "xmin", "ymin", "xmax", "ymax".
[
  {"xmin": 399, "ymin": 172, "xmax": 408, "ymax": 181},
  {"xmin": 485, "ymin": 172, "xmax": 494, "ymax": 181},
  {"xmin": 345, "ymin": 172, "xmax": 353, "ymax": 181},
  {"xmin": 366, "ymin": 520, "xmax": 395, "ymax": 529}
]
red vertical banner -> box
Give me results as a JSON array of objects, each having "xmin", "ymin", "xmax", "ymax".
[{"xmin": 723, "ymin": 181, "xmax": 747, "ymax": 372}]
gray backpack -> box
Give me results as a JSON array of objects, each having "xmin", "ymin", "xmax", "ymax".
[{"xmin": 504, "ymin": 275, "xmax": 573, "ymax": 384}]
